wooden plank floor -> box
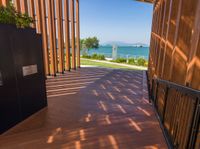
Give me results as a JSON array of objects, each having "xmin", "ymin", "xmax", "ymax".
[{"xmin": 0, "ymin": 67, "xmax": 167, "ymax": 149}]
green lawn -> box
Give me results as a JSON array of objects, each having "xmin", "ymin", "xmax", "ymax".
[{"xmin": 80, "ymin": 59, "xmax": 147, "ymax": 70}]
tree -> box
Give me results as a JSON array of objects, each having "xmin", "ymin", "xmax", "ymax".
[
  {"xmin": 81, "ymin": 37, "xmax": 99, "ymax": 50},
  {"xmin": 80, "ymin": 39, "xmax": 85, "ymax": 50}
]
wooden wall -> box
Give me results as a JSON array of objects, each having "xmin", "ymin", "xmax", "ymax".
[
  {"xmin": 148, "ymin": 0, "xmax": 200, "ymax": 90},
  {"xmin": 0, "ymin": 0, "xmax": 81, "ymax": 76}
]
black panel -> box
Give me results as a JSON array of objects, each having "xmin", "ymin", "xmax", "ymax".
[
  {"xmin": 11, "ymin": 29, "xmax": 47, "ymax": 120},
  {"xmin": 0, "ymin": 24, "xmax": 21, "ymax": 134},
  {"xmin": 0, "ymin": 24, "xmax": 47, "ymax": 134}
]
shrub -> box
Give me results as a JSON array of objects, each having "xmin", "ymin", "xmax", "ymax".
[
  {"xmin": 111, "ymin": 57, "xmax": 148, "ymax": 67},
  {"xmin": 113, "ymin": 58, "xmax": 126, "ymax": 63},
  {"xmin": 0, "ymin": 3, "xmax": 15, "ymax": 25},
  {"xmin": 91, "ymin": 54, "xmax": 105, "ymax": 60},
  {"xmin": 128, "ymin": 58, "xmax": 135, "ymax": 65},
  {"xmin": 136, "ymin": 58, "xmax": 146, "ymax": 66},
  {"xmin": 82, "ymin": 53, "xmax": 105, "ymax": 60},
  {"xmin": 0, "ymin": 1, "xmax": 33, "ymax": 28},
  {"xmin": 82, "ymin": 54, "xmax": 91, "ymax": 59},
  {"xmin": 91, "ymin": 53, "xmax": 98, "ymax": 59},
  {"xmin": 15, "ymin": 13, "xmax": 33, "ymax": 28},
  {"xmin": 99, "ymin": 55, "xmax": 105, "ymax": 60},
  {"xmin": 144, "ymin": 61, "xmax": 148, "ymax": 67}
]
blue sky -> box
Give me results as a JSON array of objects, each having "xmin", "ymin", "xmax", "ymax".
[{"xmin": 79, "ymin": 0, "xmax": 153, "ymax": 45}]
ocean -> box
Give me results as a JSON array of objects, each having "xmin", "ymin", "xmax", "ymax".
[{"xmin": 84, "ymin": 46, "xmax": 149, "ymax": 60}]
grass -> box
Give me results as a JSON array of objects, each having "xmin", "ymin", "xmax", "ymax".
[{"xmin": 80, "ymin": 58, "xmax": 147, "ymax": 70}]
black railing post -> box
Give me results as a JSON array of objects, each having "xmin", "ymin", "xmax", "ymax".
[
  {"xmin": 155, "ymin": 81, "xmax": 159, "ymax": 110},
  {"xmin": 146, "ymin": 72, "xmax": 152, "ymax": 103},
  {"xmin": 151, "ymin": 79, "xmax": 154, "ymax": 101},
  {"xmin": 186, "ymin": 98, "xmax": 200, "ymax": 149},
  {"xmin": 162, "ymin": 86, "xmax": 169, "ymax": 124}
]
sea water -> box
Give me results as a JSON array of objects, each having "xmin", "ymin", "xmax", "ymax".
[{"xmin": 84, "ymin": 46, "xmax": 149, "ymax": 60}]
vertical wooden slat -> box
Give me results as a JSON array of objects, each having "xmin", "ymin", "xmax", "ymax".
[
  {"xmin": 56, "ymin": 0, "xmax": 64, "ymax": 73},
  {"xmin": 21, "ymin": 0, "xmax": 28, "ymax": 13},
  {"xmin": 157, "ymin": 0, "xmax": 167, "ymax": 78},
  {"xmin": 153, "ymin": 5, "xmax": 159, "ymax": 74},
  {"xmin": 35, "ymin": 0, "xmax": 42, "ymax": 33},
  {"xmin": 36, "ymin": 0, "xmax": 50, "ymax": 76},
  {"xmin": 41, "ymin": 0, "xmax": 50, "ymax": 75},
  {"xmin": 148, "ymin": 3, "xmax": 155, "ymax": 78},
  {"xmin": 29, "ymin": 0, "xmax": 36, "ymax": 28},
  {"xmin": 168, "ymin": 0, "xmax": 183, "ymax": 80},
  {"xmin": 161, "ymin": 0, "xmax": 173, "ymax": 78},
  {"xmin": 76, "ymin": 0, "xmax": 80, "ymax": 68},
  {"xmin": 154, "ymin": 1, "xmax": 163, "ymax": 77},
  {"xmin": 14, "ymin": 0, "xmax": 21, "ymax": 12},
  {"xmin": 172, "ymin": 0, "xmax": 198, "ymax": 84},
  {"xmin": 51, "ymin": 0, "xmax": 58, "ymax": 73},
  {"xmin": 70, "ymin": 0, "xmax": 76, "ymax": 69},
  {"xmin": 1, "ymin": 0, "xmax": 9, "ymax": 6},
  {"xmin": 150, "ymin": 5, "xmax": 158, "ymax": 80},
  {"xmin": 0, "ymin": 0, "xmax": 2, "ymax": 6},
  {"xmin": 47, "ymin": 0, "xmax": 56, "ymax": 76},
  {"xmin": 64, "ymin": 0, "xmax": 71, "ymax": 71},
  {"xmin": 150, "ymin": 7, "xmax": 158, "ymax": 78},
  {"xmin": 185, "ymin": 0, "xmax": 200, "ymax": 85}
]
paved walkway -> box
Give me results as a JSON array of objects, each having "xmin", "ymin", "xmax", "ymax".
[{"xmin": 0, "ymin": 68, "xmax": 167, "ymax": 149}]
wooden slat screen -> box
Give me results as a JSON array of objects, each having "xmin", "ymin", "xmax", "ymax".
[
  {"xmin": 148, "ymin": 0, "xmax": 200, "ymax": 90},
  {"xmin": 0, "ymin": 0, "xmax": 80, "ymax": 76}
]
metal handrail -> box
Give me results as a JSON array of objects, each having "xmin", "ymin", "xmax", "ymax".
[
  {"xmin": 149, "ymin": 77, "xmax": 200, "ymax": 149},
  {"xmin": 154, "ymin": 78, "xmax": 200, "ymax": 97}
]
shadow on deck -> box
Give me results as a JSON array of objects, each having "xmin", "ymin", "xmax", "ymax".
[{"xmin": 0, "ymin": 67, "xmax": 167, "ymax": 149}]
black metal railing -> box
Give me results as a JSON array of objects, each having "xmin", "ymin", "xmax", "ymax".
[{"xmin": 150, "ymin": 78, "xmax": 200, "ymax": 149}]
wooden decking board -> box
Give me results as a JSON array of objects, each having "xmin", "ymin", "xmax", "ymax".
[{"xmin": 0, "ymin": 68, "xmax": 167, "ymax": 149}]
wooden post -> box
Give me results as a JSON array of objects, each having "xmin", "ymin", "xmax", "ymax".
[
  {"xmin": 21, "ymin": 0, "xmax": 28, "ymax": 14},
  {"xmin": 70, "ymin": 0, "xmax": 76, "ymax": 69},
  {"xmin": 0, "ymin": 0, "xmax": 2, "ymax": 6},
  {"xmin": 76, "ymin": 0, "xmax": 80, "ymax": 68},
  {"xmin": 64, "ymin": 0, "xmax": 71, "ymax": 71},
  {"xmin": 51, "ymin": 0, "xmax": 58, "ymax": 73},
  {"xmin": 29, "ymin": 0, "xmax": 36, "ymax": 28},
  {"xmin": 41, "ymin": 0, "xmax": 50, "ymax": 75},
  {"xmin": 56, "ymin": 0, "xmax": 64, "ymax": 73},
  {"xmin": 47, "ymin": 0, "xmax": 56, "ymax": 76}
]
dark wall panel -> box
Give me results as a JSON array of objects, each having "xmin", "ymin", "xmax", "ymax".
[
  {"xmin": 11, "ymin": 29, "xmax": 47, "ymax": 120},
  {"xmin": 0, "ymin": 25, "xmax": 47, "ymax": 134},
  {"xmin": 0, "ymin": 25, "xmax": 21, "ymax": 134}
]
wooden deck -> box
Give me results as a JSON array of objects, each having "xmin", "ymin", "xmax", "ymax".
[{"xmin": 0, "ymin": 68, "xmax": 167, "ymax": 149}]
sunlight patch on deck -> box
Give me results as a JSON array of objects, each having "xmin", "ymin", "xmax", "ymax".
[
  {"xmin": 128, "ymin": 118, "xmax": 142, "ymax": 132},
  {"xmin": 108, "ymin": 135, "xmax": 119, "ymax": 149}
]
